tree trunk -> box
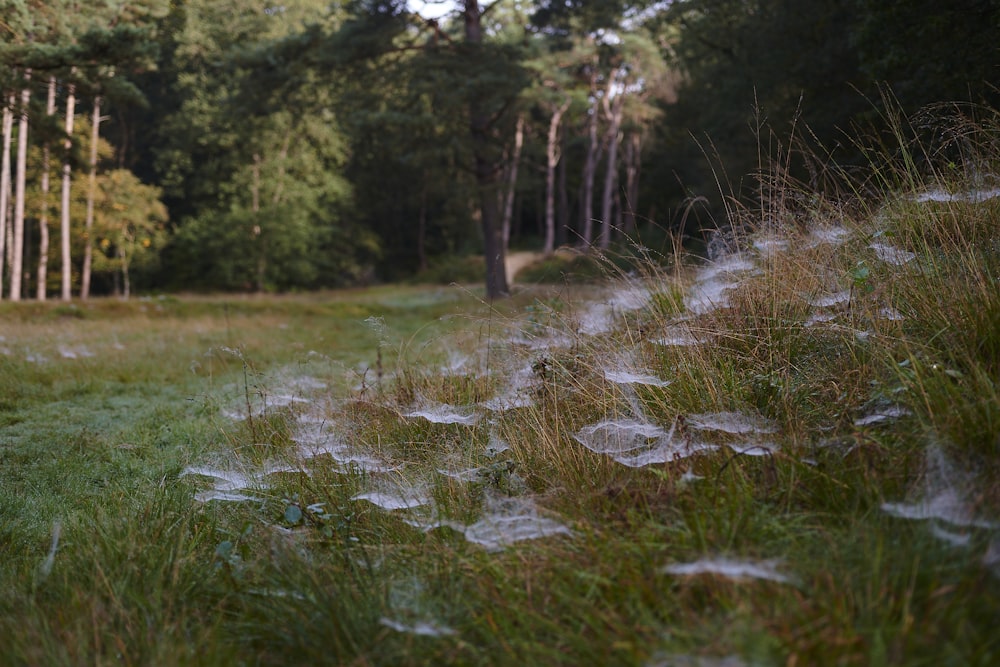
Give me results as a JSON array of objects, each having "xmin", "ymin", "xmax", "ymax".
[
  {"xmin": 0, "ymin": 94, "xmax": 13, "ymax": 299},
  {"xmin": 81, "ymin": 96, "xmax": 101, "ymax": 300},
  {"xmin": 623, "ymin": 132, "xmax": 641, "ymax": 236},
  {"xmin": 37, "ymin": 77, "xmax": 56, "ymax": 300},
  {"xmin": 59, "ymin": 83, "xmax": 76, "ymax": 301},
  {"xmin": 10, "ymin": 70, "xmax": 31, "ymax": 302},
  {"xmin": 61, "ymin": 82, "xmax": 76, "ymax": 301},
  {"xmin": 119, "ymin": 244, "xmax": 130, "ymax": 299},
  {"xmin": 417, "ymin": 186, "xmax": 428, "ymax": 272},
  {"xmin": 556, "ymin": 140, "xmax": 569, "ymax": 247},
  {"xmin": 501, "ymin": 113, "xmax": 524, "ymax": 252},
  {"xmin": 579, "ymin": 78, "xmax": 600, "ymax": 249},
  {"xmin": 598, "ymin": 78, "xmax": 624, "ymax": 251},
  {"xmin": 4, "ymin": 213, "xmax": 10, "ymax": 277},
  {"xmin": 464, "ymin": 0, "xmax": 508, "ymax": 298},
  {"xmin": 251, "ymin": 152, "xmax": 264, "ymax": 292},
  {"xmin": 544, "ymin": 99, "xmax": 570, "ymax": 256}
]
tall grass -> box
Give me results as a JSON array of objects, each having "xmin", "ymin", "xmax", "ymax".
[{"xmin": 2, "ymin": 105, "xmax": 1000, "ymax": 665}]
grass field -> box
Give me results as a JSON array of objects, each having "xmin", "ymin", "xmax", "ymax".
[{"xmin": 3, "ymin": 120, "xmax": 1000, "ymax": 665}]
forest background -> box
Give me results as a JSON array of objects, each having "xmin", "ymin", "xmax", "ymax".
[{"xmin": 0, "ymin": 0, "xmax": 997, "ymax": 299}]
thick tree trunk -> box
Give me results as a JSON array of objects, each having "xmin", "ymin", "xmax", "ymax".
[
  {"xmin": 544, "ymin": 99, "xmax": 570, "ymax": 256},
  {"xmin": 10, "ymin": 71, "xmax": 31, "ymax": 302},
  {"xmin": 81, "ymin": 96, "xmax": 101, "ymax": 300},
  {"xmin": 500, "ymin": 113, "xmax": 523, "ymax": 252},
  {"xmin": 598, "ymin": 78, "xmax": 624, "ymax": 251},
  {"xmin": 37, "ymin": 77, "xmax": 56, "ymax": 300},
  {"xmin": 61, "ymin": 82, "xmax": 76, "ymax": 301},
  {"xmin": 0, "ymin": 95, "xmax": 13, "ymax": 299},
  {"xmin": 464, "ymin": 0, "xmax": 508, "ymax": 298}
]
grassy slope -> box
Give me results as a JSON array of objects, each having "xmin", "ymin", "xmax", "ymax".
[{"xmin": 2, "ymin": 154, "xmax": 1000, "ymax": 665}]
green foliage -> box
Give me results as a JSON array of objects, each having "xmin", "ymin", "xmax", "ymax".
[
  {"xmin": 412, "ymin": 254, "xmax": 486, "ymax": 285},
  {"xmin": 515, "ymin": 251, "xmax": 608, "ymax": 284},
  {"xmin": 852, "ymin": 0, "xmax": 1000, "ymax": 112},
  {"xmin": 90, "ymin": 169, "xmax": 169, "ymax": 290},
  {"xmin": 5, "ymin": 0, "xmax": 999, "ymax": 295},
  {"xmin": 644, "ymin": 0, "xmax": 1000, "ymax": 229}
]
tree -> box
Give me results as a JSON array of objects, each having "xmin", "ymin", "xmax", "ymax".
[
  {"xmin": 852, "ymin": 0, "xmax": 1000, "ymax": 113},
  {"xmin": 296, "ymin": 0, "xmax": 526, "ymax": 295},
  {"xmin": 91, "ymin": 169, "xmax": 167, "ymax": 298},
  {"xmin": 153, "ymin": 0, "xmax": 366, "ymax": 292},
  {"xmin": 650, "ymin": 0, "xmax": 864, "ymax": 218},
  {"xmin": 80, "ymin": 94, "xmax": 102, "ymax": 298},
  {"xmin": 500, "ymin": 112, "xmax": 524, "ymax": 253},
  {"xmin": 579, "ymin": 53, "xmax": 600, "ymax": 248},
  {"xmin": 523, "ymin": 30, "xmax": 591, "ymax": 254},
  {"xmin": 60, "ymin": 78, "xmax": 75, "ymax": 300},
  {"xmin": 462, "ymin": 0, "xmax": 520, "ymax": 298},
  {"xmin": 0, "ymin": 93, "xmax": 12, "ymax": 297},
  {"xmin": 36, "ymin": 76, "xmax": 55, "ymax": 299},
  {"xmin": 598, "ymin": 64, "xmax": 622, "ymax": 250},
  {"xmin": 9, "ymin": 69, "xmax": 30, "ymax": 301},
  {"xmin": 0, "ymin": 0, "xmax": 167, "ymax": 299},
  {"xmin": 326, "ymin": 31, "xmax": 474, "ymax": 280},
  {"xmin": 597, "ymin": 29, "xmax": 671, "ymax": 248},
  {"xmin": 542, "ymin": 97, "xmax": 569, "ymax": 254}
]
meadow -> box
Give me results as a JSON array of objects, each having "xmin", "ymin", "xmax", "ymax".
[{"xmin": 2, "ymin": 113, "xmax": 1000, "ymax": 666}]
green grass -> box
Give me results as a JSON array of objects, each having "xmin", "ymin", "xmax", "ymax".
[{"xmin": 3, "ymin": 114, "xmax": 1000, "ymax": 665}]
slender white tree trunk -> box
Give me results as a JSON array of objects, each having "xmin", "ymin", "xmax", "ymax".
[
  {"xmin": 11, "ymin": 70, "xmax": 31, "ymax": 302},
  {"xmin": 0, "ymin": 95, "xmax": 14, "ymax": 299},
  {"xmin": 544, "ymin": 99, "xmax": 569, "ymax": 256},
  {"xmin": 61, "ymin": 82, "xmax": 76, "ymax": 300},
  {"xmin": 37, "ymin": 77, "xmax": 56, "ymax": 300},
  {"xmin": 501, "ymin": 113, "xmax": 524, "ymax": 252},
  {"xmin": 81, "ymin": 95, "xmax": 100, "ymax": 300}
]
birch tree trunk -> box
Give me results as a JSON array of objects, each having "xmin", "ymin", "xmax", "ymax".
[
  {"xmin": 61, "ymin": 82, "xmax": 76, "ymax": 300},
  {"xmin": 37, "ymin": 77, "xmax": 56, "ymax": 300},
  {"xmin": 543, "ymin": 99, "xmax": 570, "ymax": 256},
  {"xmin": 81, "ymin": 96, "xmax": 101, "ymax": 300},
  {"xmin": 500, "ymin": 113, "xmax": 524, "ymax": 252},
  {"xmin": 0, "ymin": 95, "xmax": 13, "ymax": 299},
  {"xmin": 10, "ymin": 70, "xmax": 31, "ymax": 302},
  {"xmin": 598, "ymin": 80, "xmax": 624, "ymax": 251}
]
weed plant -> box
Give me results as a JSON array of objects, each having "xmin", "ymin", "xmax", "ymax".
[{"xmin": 3, "ymin": 106, "xmax": 1000, "ymax": 665}]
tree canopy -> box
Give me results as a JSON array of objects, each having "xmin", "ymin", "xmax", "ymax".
[{"xmin": 1, "ymin": 0, "xmax": 996, "ymax": 297}]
